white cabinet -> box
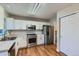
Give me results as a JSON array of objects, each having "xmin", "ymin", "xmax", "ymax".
[
  {"xmin": 6, "ymin": 19, "xmax": 27, "ymax": 30},
  {"xmin": 6, "ymin": 18, "xmax": 14, "ymax": 30},
  {"xmin": 14, "ymin": 20, "xmax": 26, "ymax": 30},
  {"xmin": 36, "ymin": 24, "xmax": 43, "ymax": 30},
  {"xmin": 16, "ymin": 37, "xmax": 27, "ymax": 48},
  {"xmin": 0, "ymin": 40, "xmax": 15, "ymax": 51},
  {"xmin": 0, "ymin": 40, "xmax": 17, "ymax": 56},
  {"xmin": 39, "ymin": 25, "xmax": 43, "ymax": 30},
  {"xmin": 37, "ymin": 32, "xmax": 44, "ymax": 45},
  {"xmin": 36, "ymin": 25, "xmax": 39, "ymax": 29},
  {"xmin": 6, "ymin": 18, "xmax": 50, "ymax": 30},
  {"xmin": 20, "ymin": 20, "xmax": 26, "ymax": 29},
  {"xmin": 14, "ymin": 20, "xmax": 22, "ymax": 29}
]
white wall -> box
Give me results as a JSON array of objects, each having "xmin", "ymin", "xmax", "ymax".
[
  {"xmin": 57, "ymin": 4, "xmax": 79, "ymax": 55},
  {"xmin": 57, "ymin": 4, "xmax": 79, "ymax": 18},
  {"xmin": 50, "ymin": 18, "xmax": 57, "ymax": 44}
]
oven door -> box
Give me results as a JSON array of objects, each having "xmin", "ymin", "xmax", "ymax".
[{"xmin": 27, "ymin": 34, "xmax": 37, "ymax": 47}]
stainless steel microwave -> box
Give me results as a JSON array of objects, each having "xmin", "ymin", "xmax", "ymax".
[{"xmin": 27, "ymin": 25, "xmax": 36, "ymax": 30}]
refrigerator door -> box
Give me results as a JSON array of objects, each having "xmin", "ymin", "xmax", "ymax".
[
  {"xmin": 43, "ymin": 25, "xmax": 54, "ymax": 45},
  {"xmin": 43, "ymin": 26, "xmax": 47, "ymax": 44},
  {"xmin": 43, "ymin": 25, "xmax": 50, "ymax": 44}
]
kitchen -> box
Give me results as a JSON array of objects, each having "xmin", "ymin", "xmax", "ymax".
[
  {"xmin": 0, "ymin": 3, "xmax": 72, "ymax": 56},
  {"xmin": 0, "ymin": 3, "xmax": 54, "ymax": 56}
]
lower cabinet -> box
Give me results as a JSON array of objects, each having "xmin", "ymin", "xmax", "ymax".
[
  {"xmin": 16, "ymin": 37, "xmax": 27, "ymax": 49},
  {"xmin": 37, "ymin": 34, "xmax": 44, "ymax": 45},
  {"xmin": 0, "ymin": 40, "xmax": 15, "ymax": 56},
  {"xmin": 16, "ymin": 33, "xmax": 44, "ymax": 49},
  {"xmin": 18, "ymin": 41, "xmax": 27, "ymax": 48}
]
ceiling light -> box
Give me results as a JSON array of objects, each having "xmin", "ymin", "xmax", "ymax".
[{"xmin": 32, "ymin": 3, "xmax": 41, "ymax": 15}]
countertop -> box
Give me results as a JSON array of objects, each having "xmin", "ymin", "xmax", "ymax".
[
  {"xmin": 0, "ymin": 40, "xmax": 15, "ymax": 51},
  {"xmin": 0, "ymin": 37, "xmax": 16, "ymax": 41},
  {"xmin": 0, "ymin": 36, "xmax": 16, "ymax": 51},
  {"xmin": 0, "ymin": 36, "xmax": 18, "ymax": 56}
]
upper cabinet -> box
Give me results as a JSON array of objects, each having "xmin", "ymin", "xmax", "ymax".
[
  {"xmin": 6, "ymin": 18, "xmax": 50, "ymax": 30},
  {"xmin": 14, "ymin": 20, "xmax": 22, "ymax": 29},
  {"xmin": 36, "ymin": 24, "xmax": 43, "ymax": 30},
  {"xmin": 19, "ymin": 20, "xmax": 26, "ymax": 29},
  {"xmin": 14, "ymin": 20, "xmax": 26, "ymax": 30},
  {"xmin": 6, "ymin": 19, "xmax": 27, "ymax": 30},
  {"xmin": 36, "ymin": 22, "xmax": 50, "ymax": 30},
  {"xmin": 6, "ymin": 18, "xmax": 14, "ymax": 30}
]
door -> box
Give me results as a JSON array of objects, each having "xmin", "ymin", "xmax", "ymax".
[{"xmin": 60, "ymin": 13, "xmax": 79, "ymax": 56}]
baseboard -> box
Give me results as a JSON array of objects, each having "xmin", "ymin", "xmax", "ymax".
[{"xmin": 56, "ymin": 48, "xmax": 60, "ymax": 52}]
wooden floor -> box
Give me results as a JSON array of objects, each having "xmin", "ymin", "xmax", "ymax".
[{"xmin": 17, "ymin": 44, "xmax": 64, "ymax": 56}]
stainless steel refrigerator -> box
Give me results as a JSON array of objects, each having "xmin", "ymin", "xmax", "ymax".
[{"xmin": 43, "ymin": 25, "xmax": 54, "ymax": 45}]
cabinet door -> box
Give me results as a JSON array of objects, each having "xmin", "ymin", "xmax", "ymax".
[
  {"xmin": 16, "ymin": 37, "xmax": 27, "ymax": 48},
  {"xmin": 20, "ymin": 20, "xmax": 26, "ymax": 29},
  {"xmin": 36, "ymin": 25, "xmax": 43, "ymax": 30},
  {"xmin": 39, "ymin": 34, "xmax": 44, "ymax": 44},
  {"xmin": 0, "ymin": 41, "xmax": 15, "ymax": 51},
  {"xmin": 6, "ymin": 18, "xmax": 14, "ymax": 30},
  {"xmin": 39, "ymin": 25, "xmax": 43, "ymax": 30},
  {"xmin": 36, "ymin": 25, "xmax": 39, "ymax": 29},
  {"xmin": 14, "ymin": 20, "xmax": 21, "ymax": 29},
  {"xmin": 14, "ymin": 20, "xmax": 26, "ymax": 30},
  {"xmin": 37, "ymin": 33, "xmax": 44, "ymax": 45}
]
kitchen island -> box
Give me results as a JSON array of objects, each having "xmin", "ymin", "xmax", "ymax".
[{"xmin": 0, "ymin": 37, "xmax": 17, "ymax": 56}]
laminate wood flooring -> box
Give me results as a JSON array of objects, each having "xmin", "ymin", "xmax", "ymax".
[{"xmin": 17, "ymin": 44, "xmax": 64, "ymax": 56}]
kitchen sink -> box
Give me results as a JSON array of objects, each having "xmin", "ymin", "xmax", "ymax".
[{"xmin": 0, "ymin": 37, "xmax": 16, "ymax": 41}]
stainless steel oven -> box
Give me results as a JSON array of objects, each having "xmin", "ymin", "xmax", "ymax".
[{"xmin": 27, "ymin": 34, "xmax": 37, "ymax": 47}]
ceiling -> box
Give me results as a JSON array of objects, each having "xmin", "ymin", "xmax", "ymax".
[{"xmin": 0, "ymin": 3, "xmax": 72, "ymax": 20}]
